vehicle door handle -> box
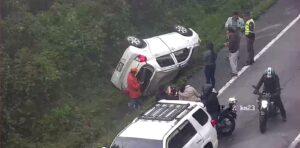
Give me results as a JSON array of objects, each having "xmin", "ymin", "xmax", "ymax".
[{"xmin": 196, "ymin": 139, "xmax": 203, "ymax": 144}]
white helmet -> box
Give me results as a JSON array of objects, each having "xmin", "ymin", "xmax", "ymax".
[{"xmin": 265, "ymin": 67, "xmax": 275, "ymax": 78}]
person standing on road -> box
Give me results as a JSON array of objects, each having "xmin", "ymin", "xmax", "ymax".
[
  {"xmin": 203, "ymin": 42, "xmax": 217, "ymax": 88},
  {"xmin": 225, "ymin": 11, "xmax": 245, "ymax": 37},
  {"xmin": 244, "ymin": 12, "xmax": 255, "ymax": 65},
  {"xmin": 225, "ymin": 28, "xmax": 240, "ymax": 77},
  {"xmin": 126, "ymin": 67, "xmax": 142, "ymax": 109},
  {"xmin": 201, "ymin": 83, "xmax": 220, "ymax": 120}
]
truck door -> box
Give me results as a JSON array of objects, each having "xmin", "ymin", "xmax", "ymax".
[{"xmin": 136, "ymin": 65, "xmax": 155, "ymax": 93}]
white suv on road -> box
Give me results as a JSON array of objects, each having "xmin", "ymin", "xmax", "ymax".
[
  {"xmin": 111, "ymin": 25, "xmax": 200, "ymax": 95},
  {"xmin": 109, "ymin": 100, "xmax": 218, "ymax": 148}
]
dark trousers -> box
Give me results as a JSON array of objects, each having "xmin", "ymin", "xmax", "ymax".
[
  {"xmin": 273, "ymin": 97, "xmax": 286, "ymax": 119},
  {"xmin": 246, "ymin": 37, "xmax": 255, "ymax": 63},
  {"xmin": 204, "ymin": 65, "xmax": 216, "ymax": 88}
]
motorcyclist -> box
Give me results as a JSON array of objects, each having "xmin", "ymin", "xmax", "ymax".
[
  {"xmin": 201, "ymin": 84, "xmax": 221, "ymax": 120},
  {"xmin": 253, "ymin": 67, "xmax": 286, "ymax": 121}
]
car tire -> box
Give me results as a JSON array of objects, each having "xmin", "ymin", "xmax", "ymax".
[
  {"xmin": 173, "ymin": 25, "xmax": 193, "ymax": 36},
  {"xmin": 126, "ymin": 36, "xmax": 146, "ymax": 48},
  {"xmin": 259, "ymin": 114, "xmax": 267, "ymax": 133},
  {"xmin": 217, "ymin": 115, "xmax": 235, "ymax": 136}
]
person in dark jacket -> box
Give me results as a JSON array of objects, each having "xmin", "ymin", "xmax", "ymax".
[
  {"xmin": 225, "ymin": 27, "xmax": 240, "ymax": 77},
  {"xmin": 201, "ymin": 84, "xmax": 220, "ymax": 119},
  {"xmin": 203, "ymin": 42, "xmax": 217, "ymax": 88},
  {"xmin": 244, "ymin": 12, "xmax": 255, "ymax": 65},
  {"xmin": 253, "ymin": 67, "xmax": 286, "ymax": 121}
]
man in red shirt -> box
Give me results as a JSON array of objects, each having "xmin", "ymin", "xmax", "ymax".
[{"xmin": 126, "ymin": 67, "xmax": 142, "ymax": 109}]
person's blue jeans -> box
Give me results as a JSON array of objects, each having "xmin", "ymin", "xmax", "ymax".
[
  {"xmin": 128, "ymin": 98, "xmax": 141, "ymax": 109},
  {"xmin": 204, "ymin": 64, "xmax": 216, "ymax": 88}
]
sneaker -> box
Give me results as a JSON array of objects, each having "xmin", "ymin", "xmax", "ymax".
[
  {"xmin": 244, "ymin": 61, "xmax": 254, "ymax": 66},
  {"xmin": 244, "ymin": 63, "xmax": 251, "ymax": 66},
  {"xmin": 282, "ymin": 117, "xmax": 287, "ymax": 122},
  {"xmin": 231, "ymin": 73, "xmax": 238, "ymax": 77},
  {"xmin": 212, "ymin": 88, "xmax": 218, "ymax": 93}
]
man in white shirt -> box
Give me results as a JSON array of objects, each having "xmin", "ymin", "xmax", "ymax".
[{"xmin": 225, "ymin": 11, "xmax": 244, "ymax": 37}]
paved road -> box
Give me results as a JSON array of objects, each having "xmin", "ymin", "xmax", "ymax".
[
  {"xmin": 188, "ymin": 0, "xmax": 300, "ymax": 91},
  {"xmin": 186, "ymin": 0, "xmax": 300, "ymax": 147},
  {"xmin": 217, "ymin": 13, "xmax": 300, "ymax": 148}
]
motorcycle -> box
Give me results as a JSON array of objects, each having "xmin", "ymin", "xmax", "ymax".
[
  {"xmin": 252, "ymin": 85, "xmax": 279, "ymax": 133},
  {"xmin": 216, "ymin": 97, "xmax": 238, "ymax": 136}
]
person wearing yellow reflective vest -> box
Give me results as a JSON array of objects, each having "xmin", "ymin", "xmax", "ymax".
[{"xmin": 244, "ymin": 12, "xmax": 255, "ymax": 65}]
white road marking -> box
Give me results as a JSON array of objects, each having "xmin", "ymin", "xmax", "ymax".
[
  {"xmin": 218, "ymin": 14, "xmax": 300, "ymax": 96},
  {"xmin": 255, "ymin": 32, "xmax": 277, "ymax": 40},
  {"xmin": 289, "ymin": 133, "xmax": 300, "ymax": 148},
  {"xmin": 256, "ymin": 23, "xmax": 282, "ymax": 33}
]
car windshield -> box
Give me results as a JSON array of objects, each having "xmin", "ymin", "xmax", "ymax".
[{"xmin": 111, "ymin": 137, "xmax": 163, "ymax": 148}]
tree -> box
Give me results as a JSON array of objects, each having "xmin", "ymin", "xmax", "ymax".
[{"xmin": 0, "ymin": 0, "xmax": 4, "ymax": 146}]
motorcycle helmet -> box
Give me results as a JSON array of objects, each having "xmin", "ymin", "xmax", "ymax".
[
  {"xmin": 202, "ymin": 83, "xmax": 213, "ymax": 95},
  {"xmin": 265, "ymin": 67, "xmax": 275, "ymax": 78}
]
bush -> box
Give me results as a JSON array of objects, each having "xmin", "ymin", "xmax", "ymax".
[{"xmin": 2, "ymin": 0, "xmax": 276, "ymax": 147}]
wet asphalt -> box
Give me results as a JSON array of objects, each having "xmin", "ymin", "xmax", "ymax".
[{"xmin": 187, "ymin": 0, "xmax": 300, "ymax": 147}]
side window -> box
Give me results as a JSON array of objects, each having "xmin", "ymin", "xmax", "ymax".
[
  {"xmin": 116, "ymin": 61, "xmax": 124, "ymax": 72},
  {"xmin": 156, "ymin": 54, "xmax": 175, "ymax": 67},
  {"xmin": 168, "ymin": 121, "xmax": 197, "ymax": 148},
  {"xmin": 174, "ymin": 48, "xmax": 190, "ymax": 63},
  {"xmin": 192, "ymin": 109, "xmax": 209, "ymax": 126}
]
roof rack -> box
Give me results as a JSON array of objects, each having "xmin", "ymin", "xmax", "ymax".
[{"xmin": 139, "ymin": 102, "xmax": 196, "ymax": 121}]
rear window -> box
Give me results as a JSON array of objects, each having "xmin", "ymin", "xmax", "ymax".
[
  {"xmin": 174, "ymin": 48, "xmax": 190, "ymax": 63},
  {"xmin": 192, "ymin": 109, "xmax": 209, "ymax": 126},
  {"xmin": 168, "ymin": 121, "xmax": 197, "ymax": 148},
  {"xmin": 111, "ymin": 137, "xmax": 163, "ymax": 148},
  {"xmin": 156, "ymin": 54, "xmax": 175, "ymax": 67}
]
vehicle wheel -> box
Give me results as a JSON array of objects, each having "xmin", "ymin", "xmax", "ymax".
[
  {"xmin": 173, "ymin": 25, "xmax": 193, "ymax": 36},
  {"xmin": 259, "ymin": 114, "xmax": 267, "ymax": 133},
  {"xmin": 204, "ymin": 142, "xmax": 213, "ymax": 148},
  {"xmin": 217, "ymin": 115, "xmax": 235, "ymax": 136},
  {"xmin": 126, "ymin": 36, "xmax": 146, "ymax": 48}
]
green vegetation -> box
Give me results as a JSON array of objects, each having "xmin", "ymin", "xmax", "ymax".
[{"xmin": 2, "ymin": 0, "xmax": 276, "ymax": 147}]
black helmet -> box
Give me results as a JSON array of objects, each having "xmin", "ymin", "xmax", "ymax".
[{"xmin": 202, "ymin": 83, "xmax": 213, "ymax": 95}]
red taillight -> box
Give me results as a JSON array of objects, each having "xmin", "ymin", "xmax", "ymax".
[
  {"xmin": 136, "ymin": 55, "xmax": 147, "ymax": 62},
  {"xmin": 211, "ymin": 119, "xmax": 217, "ymax": 127}
]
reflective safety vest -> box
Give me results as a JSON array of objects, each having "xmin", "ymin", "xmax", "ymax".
[{"xmin": 245, "ymin": 19, "xmax": 255, "ymax": 35}]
